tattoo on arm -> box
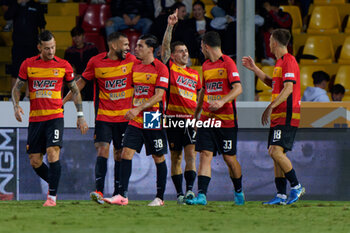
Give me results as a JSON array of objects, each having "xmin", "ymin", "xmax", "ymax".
[
  {"xmin": 12, "ymin": 79, "xmax": 26, "ymax": 107},
  {"xmin": 67, "ymin": 81, "xmax": 83, "ymax": 112},
  {"xmin": 161, "ymin": 25, "xmax": 173, "ymax": 63}
]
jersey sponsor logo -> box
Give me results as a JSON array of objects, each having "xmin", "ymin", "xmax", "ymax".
[
  {"xmin": 35, "ymin": 90, "xmax": 53, "ymax": 98},
  {"xmin": 176, "ymin": 76, "xmax": 197, "ymax": 91},
  {"xmin": 33, "ymin": 80, "xmax": 57, "ymax": 90},
  {"xmin": 178, "ymin": 88, "xmax": 194, "ymax": 100},
  {"xmin": 285, "ymin": 73, "xmax": 295, "ymax": 78},
  {"xmin": 232, "ymin": 72, "xmax": 239, "ymax": 77},
  {"xmin": 206, "ymin": 81, "xmax": 223, "ymax": 93},
  {"xmin": 207, "ymin": 95, "xmax": 222, "ymax": 102},
  {"xmin": 109, "ymin": 91, "xmax": 126, "ymax": 100},
  {"xmin": 134, "ymin": 85, "xmax": 149, "ymax": 96},
  {"xmin": 160, "ymin": 77, "xmax": 168, "ymax": 84},
  {"xmin": 105, "ymin": 78, "xmax": 127, "ymax": 90}
]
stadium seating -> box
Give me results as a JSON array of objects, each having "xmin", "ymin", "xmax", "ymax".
[
  {"xmin": 84, "ymin": 33, "xmax": 106, "ymax": 52},
  {"xmin": 205, "ymin": 4, "xmax": 215, "ymax": 19},
  {"xmin": 334, "ymin": 66, "xmax": 350, "ymax": 93},
  {"xmin": 190, "ymin": 66, "xmax": 203, "ymax": 81},
  {"xmin": 47, "ymin": 3, "xmax": 79, "ymax": 16},
  {"xmin": 280, "ymin": 5, "xmax": 303, "ymax": 34},
  {"xmin": 46, "ymin": 16, "xmax": 77, "ymax": 31},
  {"xmin": 338, "ymin": 37, "xmax": 350, "ymax": 64},
  {"xmin": 345, "ymin": 17, "xmax": 350, "ymax": 34},
  {"xmin": 299, "ymin": 66, "xmax": 327, "ymax": 93},
  {"xmin": 300, "ymin": 36, "xmax": 334, "ymax": 65},
  {"xmin": 313, "ymin": 0, "xmax": 346, "ymax": 4},
  {"xmin": 122, "ymin": 29, "xmax": 141, "ymax": 55},
  {"xmin": 256, "ymin": 66, "xmax": 273, "ymax": 101},
  {"xmin": 307, "ymin": 6, "xmax": 341, "ymax": 34},
  {"xmin": 82, "ymin": 4, "xmax": 111, "ymax": 32}
]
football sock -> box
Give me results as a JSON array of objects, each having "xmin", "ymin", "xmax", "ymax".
[
  {"xmin": 184, "ymin": 170, "xmax": 196, "ymax": 192},
  {"xmin": 113, "ymin": 160, "xmax": 121, "ymax": 196},
  {"xmin": 275, "ymin": 177, "xmax": 287, "ymax": 195},
  {"xmin": 284, "ymin": 169, "xmax": 299, "ymax": 187},
  {"xmin": 198, "ymin": 175, "xmax": 211, "ymax": 195},
  {"xmin": 95, "ymin": 156, "xmax": 107, "ymax": 193},
  {"xmin": 156, "ymin": 161, "xmax": 167, "ymax": 200},
  {"xmin": 119, "ymin": 159, "xmax": 132, "ymax": 198},
  {"xmin": 33, "ymin": 162, "xmax": 49, "ymax": 182},
  {"xmin": 230, "ymin": 176, "xmax": 242, "ymax": 193},
  {"xmin": 48, "ymin": 160, "xmax": 61, "ymax": 196},
  {"xmin": 171, "ymin": 174, "xmax": 183, "ymax": 197}
]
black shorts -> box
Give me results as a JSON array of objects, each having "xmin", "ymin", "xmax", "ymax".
[
  {"xmin": 166, "ymin": 119, "xmax": 196, "ymax": 151},
  {"xmin": 268, "ymin": 125, "xmax": 298, "ymax": 152},
  {"xmin": 123, "ymin": 125, "xmax": 168, "ymax": 156},
  {"xmin": 195, "ymin": 127, "xmax": 237, "ymax": 156},
  {"xmin": 94, "ymin": 121, "xmax": 128, "ymax": 150},
  {"xmin": 27, "ymin": 118, "xmax": 64, "ymax": 154}
]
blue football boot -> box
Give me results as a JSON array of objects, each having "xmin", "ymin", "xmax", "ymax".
[
  {"xmin": 234, "ymin": 191, "xmax": 245, "ymax": 205},
  {"xmin": 262, "ymin": 194, "xmax": 287, "ymax": 205},
  {"xmin": 186, "ymin": 193, "xmax": 207, "ymax": 205},
  {"xmin": 286, "ymin": 184, "xmax": 305, "ymax": 205}
]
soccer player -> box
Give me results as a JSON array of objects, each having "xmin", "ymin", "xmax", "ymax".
[
  {"xmin": 161, "ymin": 9, "xmax": 201, "ymax": 204},
  {"xmin": 242, "ymin": 28, "xmax": 304, "ymax": 205},
  {"xmin": 103, "ymin": 34, "xmax": 169, "ymax": 207},
  {"xmin": 186, "ymin": 31, "xmax": 244, "ymax": 206},
  {"xmin": 63, "ymin": 32, "xmax": 138, "ymax": 204},
  {"xmin": 11, "ymin": 30, "xmax": 88, "ymax": 207}
]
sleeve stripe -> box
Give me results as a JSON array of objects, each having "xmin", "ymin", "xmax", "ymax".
[
  {"xmin": 156, "ymin": 86, "xmax": 168, "ymax": 91},
  {"xmin": 81, "ymin": 76, "xmax": 89, "ymax": 82},
  {"xmin": 17, "ymin": 76, "xmax": 26, "ymax": 82},
  {"xmin": 283, "ymin": 80, "xmax": 296, "ymax": 84}
]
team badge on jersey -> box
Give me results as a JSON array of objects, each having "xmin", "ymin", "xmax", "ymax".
[
  {"xmin": 122, "ymin": 66, "xmax": 127, "ymax": 73},
  {"xmin": 53, "ymin": 69, "xmax": 59, "ymax": 76}
]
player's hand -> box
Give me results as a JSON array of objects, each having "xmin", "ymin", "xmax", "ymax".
[
  {"xmin": 14, "ymin": 105, "xmax": 24, "ymax": 122},
  {"xmin": 208, "ymin": 100, "xmax": 224, "ymax": 112},
  {"xmin": 242, "ymin": 56, "xmax": 258, "ymax": 72},
  {"xmin": 168, "ymin": 8, "xmax": 178, "ymax": 26},
  {"xmin": 125, "ymin": 108, "xmax": 140, "ymax": 120},
  {"xmin": 77, "ymin": 117, "xmax": 88, "ymax": 135},
  {"xmin": 261, "ymin": 105, "xmax": 272, "ymax": 126}
]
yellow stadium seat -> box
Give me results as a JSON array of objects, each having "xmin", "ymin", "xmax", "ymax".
[
  {"xmin": 46, "ymin": 16, "xmax": 77, "ymax": 31},
  {"xmin": 47, "ymin": 3, "xmax": 79, "ymax": 16},
  {"xmin": 256, "ymin": 66, "xmax": 273, "ymax": 99},
  {"xmin": 258, "ymin": 95, "xmax": 272, "ymax": 102},
  {"xmin": 345, "ymin": 17, "xmax": 350, "ymax": 34},
  {"xmin": 307, "ymin": 6, "xmax": 341, "ymax": 34},
  {"xmin": 300, "ymin": 36, "xmax": 334, "ymax": 65},
  {"xmin": 334, "ymin": 66, "xmax": 350, "ymax": 93},
  {"xmin": 194, "ymin": 0, "xmax": 213, "ymax": 4},
  {"xmin": 205, "ymin": 4, "xmax": 215, "ymax": 19},
  {"xmin": 338, "ymin": 37, "xmax": 350, "ymax": 64},
  {"xmin": 299, "ymin": 66, "xmax": 327, "ymax": 93},
  {"xmin": 280, "ymin": 5, "xmax": 303, "ymax": 34},
  {"xmin": 190, "ymin": 66, "xmax": 203, "ymax": 82},
  {"xmin": 313, "ymin": 0, "xmax": 346, "ymax": 4},
  {"xmin": 261, "ymin": 66, "xmax": 274, "ymax": 77},
  {"xmin": 53, "ymin": 32, "xmax": 72, "ymax": 48}
]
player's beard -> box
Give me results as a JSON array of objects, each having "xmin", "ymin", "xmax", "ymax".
[{"xmin": 115, "ymin": 50, "xmax": 126, "ymax": 60}]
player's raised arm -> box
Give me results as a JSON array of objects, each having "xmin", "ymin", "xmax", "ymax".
[
  {"xmin": 125, "ymin": 88, "xmax": 165, "ymax": 120},
  {"xmin": 242, "ymin": 56, "xmax": 272, "ymax": 87},
  {"xmin": 62, "ymin": 77, "xmax": 87, "ymax": 105},
  {"xmin": 161, "ymin": 8, "xmax": 178, "ymax": 64},
  {"xmin": 11, "ymin": 78, "xmax": 26, "ymax": 122},
  {"xmin": 67, "ymin": 80, "xmax": 88, "ymax": 134}
]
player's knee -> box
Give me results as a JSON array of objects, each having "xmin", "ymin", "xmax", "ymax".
[
  {"xmin": 97, "ymin": 146, "xmax": 109, "ymax": 158},
  {"xmin": 29, "ymin": 157, "xmax": 42, "ymax": 168},
  {"xmin": 114, "ymin": 148, "xmax": 122, "ymax": 161},
  {"xmin": 121, "ymin": 148, "xmax": 134, "ymax": 160},
  {"xmin": 153, "ymin": 155, "xmax": 165, "ymax": 163},
  {"xmin": 268, "ymin": 146, "xmax": 283, "ymax": 159}
]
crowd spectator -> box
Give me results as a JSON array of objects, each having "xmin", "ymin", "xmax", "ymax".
[
  {"xmin": 5, "ymin": 0, "xmax": 46, "ymax": 99},
  {"xmin": 64, "ymin": 27, "xmax": 98, "ymax": 101},
  {"xmin": 183, "ymin": 0, "xmax": 213, "ymax": 62},
  {"xmin": 302, "ymin": 71, "xmax": 330, "ymax": 102},
  {"xmin": 105, "ymin": 0, "xmax": 154, "ymax": 37},
  {"xmin": 1, "ymin": 0, "xmax": 12, "ymax": 31},
  {"xmin": 331, "ymin": 84, "xmax": 345, "ymax": 102},
  {"xmin": 259, "ymin": 0, "xmax": 292, "ymax": 65}
]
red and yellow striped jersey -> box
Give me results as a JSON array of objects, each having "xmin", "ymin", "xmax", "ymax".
[
  {"xmin": 201, "ymin": 55, "xmax": 240, "ymax": 128},
  {"xmin": 82, "ymin": 52, "xmax": 139, "ymax": 123},
  {"xmin": 166, "ymin": 59, "xmax": 201, "ymax": 118},
  {"xmin": 18, "ymin": 55, "xmax": 74, "ymax": 122},
  {"xmin": 129, "ymin": 58, "xmax": 169, "ymax": 129},
  {"xmin": 271, "ymin": 53, "xmax": 300, "ymax": 127}
]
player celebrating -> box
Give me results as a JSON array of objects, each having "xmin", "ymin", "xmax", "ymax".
[
  {"xmin": 187, "ymin": 31, "xmax": 244, "ymax": 206},
  {"xmin": 161, "ymin": 9, "xmax": 201, "ymax": 204},
  {"xmin": 63, "ymin": 32, "xmax": 138, "ymax": 204},
  {"xmin": 103, "ymin": 34, "xmax": 169, "ymax": 206},
  {"xmin": 12, "ymin": 30, "xmax": 88, "ymax": 207},
  {"xmin": 242, "ymin": 29, "xmax": 304, "ymax": 205}
]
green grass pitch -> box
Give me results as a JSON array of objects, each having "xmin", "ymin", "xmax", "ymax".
[{"xmin": 1, "ymin": 201, "xmax": 350, "ymax": 233}]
